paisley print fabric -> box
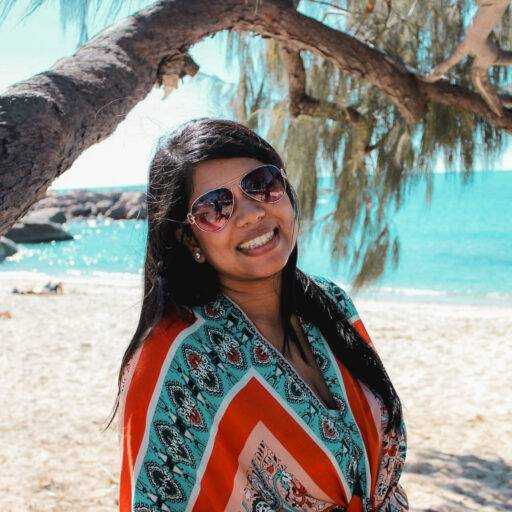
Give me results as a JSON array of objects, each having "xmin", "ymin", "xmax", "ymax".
[{"xmin": 118, "ymin": 274, "xmax": 408, "ymax": 511}]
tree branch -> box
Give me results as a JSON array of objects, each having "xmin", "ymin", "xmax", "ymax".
[
  {"xmin": 424, "ymin": 0, "xmax": 512, "ymax": 116},
  {"xmin": 280, "ymin": 46, "xmax": 363, "ymax": 123},
  {"xmin": 238, "ymin": 2, "xmax": 426, "ymax": 124},
  {"xmin": 418, "ymin": 77, "xmax": 512, "ymax": 130},
  {"xmin": 280, "ymin": 45, "xmax": 373, "ymax": 166},
  {"xmin": 156, "ymin": 53, "xmax": 200, "ymax": 99}
]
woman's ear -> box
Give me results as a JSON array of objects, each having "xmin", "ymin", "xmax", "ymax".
[{"xmin": 176, "ymin": 226, "xmax": 204, "ymax": 262}]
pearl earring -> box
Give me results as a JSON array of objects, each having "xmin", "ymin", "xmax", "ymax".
[{"xmin": 194, "ymin": 250, "xmax": 201, "ymax": 261}]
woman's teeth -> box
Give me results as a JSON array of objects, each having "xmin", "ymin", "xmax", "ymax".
[{"xmin": 238, "ymin": 229, "xmax": 275, "ymax": 250}]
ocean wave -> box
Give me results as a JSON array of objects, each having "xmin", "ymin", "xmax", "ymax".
[{"xmin": 351, "ymin": 284, "xmax": 512, "ymax": 306}]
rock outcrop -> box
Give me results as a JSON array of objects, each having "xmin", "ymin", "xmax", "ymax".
[
  {"xmin": 0, "ymin": 236, "xmax": 18, "ymax": 260},
  {"xmin": 0, "ymin": 189, "xmax": 147, "ymax": 254},
  {"xmin": 6, "ymin": 221, "xmax": 74, "ymax": 244},
  {"xmin": 22, "ymin": 189, "xmax": 147, "ymax": 222}
]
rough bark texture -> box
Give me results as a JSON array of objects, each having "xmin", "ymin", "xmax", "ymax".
[{"xmin": 1, "ymin": 0, "xmax": 512, "ymax": 234}]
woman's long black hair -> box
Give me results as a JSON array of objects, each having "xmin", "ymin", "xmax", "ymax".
[{"xmin": 104, "ymin": 117, "xmax": 403, "ymax": 435}]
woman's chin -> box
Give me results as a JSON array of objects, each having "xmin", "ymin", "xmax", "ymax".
[{"xmin": 237, "ymin": 249, "xmax": 291, "ymax": 279}]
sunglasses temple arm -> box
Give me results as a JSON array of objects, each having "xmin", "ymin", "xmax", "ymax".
[{"xmin": 165, "ymin": 216, "xmax": 192, "ymax": 226}]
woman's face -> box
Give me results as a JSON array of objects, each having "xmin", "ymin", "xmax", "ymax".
[{"xmin": 183, "ymin": 157, "xmax": 297, "ymax": 283}]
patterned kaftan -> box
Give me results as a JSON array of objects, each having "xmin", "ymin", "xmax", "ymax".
[{"xmin": 118, "ymin": 275, "xmax": 409, "ymax": 512}]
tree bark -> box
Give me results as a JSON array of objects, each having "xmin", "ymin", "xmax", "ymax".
[{"xmin": 1, "ymin": 0, "xmax": 511, "ymax": 234}]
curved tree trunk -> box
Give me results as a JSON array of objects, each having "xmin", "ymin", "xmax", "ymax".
[{"xmin": 1, "ymin": 0, "xmax": 511, "ymax": 234}]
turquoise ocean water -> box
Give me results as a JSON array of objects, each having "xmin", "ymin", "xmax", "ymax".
[{"xmin": 1, "ymin": 171, "xmax": 511, "ymax": 305}]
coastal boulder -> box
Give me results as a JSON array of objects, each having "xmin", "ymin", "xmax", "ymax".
[
  {"xmin": 48, "ymin": 209, "xmax": 67, "ymax": 224},
  {"xmin": 126, "ymin": 204, "xmax": 147, "ymax": 220},
  {"xmin": 104, "ymin": 192, "xmax": 145, "ymax": 219},
  {"xmin": 105, "ymin": 203, "xmax": 127, "ymax": 220},
  {"xmin": 121, "ymin": 192, "xmax": 147, "ymax": 220},
  {"xmin": 22, "ymin": 207, "xmax": 67, "ymax": 224},
  {"xmin": 96, "ymin": 199, "xmax": 114, "ymax": 215},
  {"xmin": 17, "ymin": 189, "xmax": 147, "ymax": 223},
  {"xmin": 70, "ymin": 202, "xmax": 97, "ymax": 217},
  {"xmin": 6, "ymin": 221, "xmax": 74, "ymax": 243},
  {"xmin": 0, "ymin": 237, "xmax": 18, "ymax": 260},
  {"xmin": 119, "ymin": 191, "xmax": 142, "ymax": 204}
]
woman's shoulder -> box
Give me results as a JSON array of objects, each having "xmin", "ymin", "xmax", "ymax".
[
  {"xmin": 307, "ymin": 273, "xmax": 376, "ymax": 349},
  {"xmin": 307, "ymin": 273, "xmax": 359, "ymax": 322},
  {"xmin": 119, "ymin": 309, "xmax": 198, "ymax": 405}
]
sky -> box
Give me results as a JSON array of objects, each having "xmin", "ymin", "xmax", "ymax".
[{"xmin": 1, "ymin": 0, "xmax": 511, "ymax": 190}]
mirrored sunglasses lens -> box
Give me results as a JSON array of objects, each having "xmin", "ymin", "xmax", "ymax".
[
  {"xmin": 192, "ymin": 188, "xmax": 234, "ymax": 231},
  {"xmin": 241, "ymin": 165, "xmax": 286, "ymax": 202}
]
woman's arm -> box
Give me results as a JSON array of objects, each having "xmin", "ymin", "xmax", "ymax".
[{"xmin": 117, "ymin": 316, "xmax": 201, "ymax": 512}]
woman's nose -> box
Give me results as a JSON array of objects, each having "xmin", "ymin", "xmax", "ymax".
[{"xmin": 234, "ymin": 193, "xmax": 266, "ymax": 227}]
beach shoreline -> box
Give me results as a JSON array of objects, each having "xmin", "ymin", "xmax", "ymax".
[
  {"xmin": 0, "ymin": 275, "xmax": 510, "ymax": 511},
  {"xmin": 1, "ymin": 269, "xmax": 512, "ymax": 308}
]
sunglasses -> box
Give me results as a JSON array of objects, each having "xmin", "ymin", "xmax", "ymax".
[{"xmin": 182, "ymin": 164, "xmax": 288, "ymax": 232}]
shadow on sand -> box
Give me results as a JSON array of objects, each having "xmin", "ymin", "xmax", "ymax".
[{"xmin": 405, "ymin": 450, "xmax": 511, "ymax": 511}]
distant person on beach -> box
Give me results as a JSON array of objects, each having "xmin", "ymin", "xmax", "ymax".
[
  {"xmin": 111, "ymin": 118, "xmax": 409, "ymax": 511},
  {"xmin": 11, "ymin": 281, "xmax": 63, "ymax": 295}
]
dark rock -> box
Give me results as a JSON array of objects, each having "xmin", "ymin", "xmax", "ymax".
[
  {"xmin": 23, "ymin": 207, "xmax": 67, "ymax": 224},
  {"xmin": 96, "ymin": 199, "xmax": 114, "ymax": 215},
  {"xmin": 48, "ymin": 209, "xmax": 67, "ymax": 224},
  {"xmin": 85, "ymin": 202, "xmax": 98, "ymax": 216},
  {"xmin": 126, "ymin": 204, "xmax": 147, "ymax": 219},
  {"xmin": 75, "ymin": 190, "xmax": 94, "ymax": 203},
  {"xmin": 70, "ymin": 204, "xmax": 92, "ymax": 217},
  {"xmin": 119, "ymin": 191, "xmax": 143, "ymax": 204},
  {"xmin": 6, "ymin": 221, "xmax": 74, "ymax": 243},
  {"xmin": 110, "ymin": 191, "xmax": 123, "ymax": 203},
  {"xmin": 0, "ymin": 237, "xmax": 18, "ymax": 260},
  {"xmin": 106, "ymin": 203, "xmax": 127, "ymax": 220}
]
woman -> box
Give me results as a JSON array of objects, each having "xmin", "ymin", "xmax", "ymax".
[{"xmin": 112, "ymin": 118, "xmax": 409, "ymax": 512}]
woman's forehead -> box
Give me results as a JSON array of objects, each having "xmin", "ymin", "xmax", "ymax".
[{"xmin": 191, "ymin": 157, "xmax": 264, "ymax": 199}]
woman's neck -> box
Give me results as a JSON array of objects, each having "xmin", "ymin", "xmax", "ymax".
[{"xmin": 219, "ymin": 272, "xmax": 282, "ymax": 329}]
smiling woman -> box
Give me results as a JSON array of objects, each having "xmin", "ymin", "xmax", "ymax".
[{"xmin": 107, "ymin": 118, "xmax": 408, "ymax": 512}]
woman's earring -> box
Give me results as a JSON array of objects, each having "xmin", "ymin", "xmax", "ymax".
[{"xmin": 193, "ymin": 250, "xmax": 202, "ymax": 262}]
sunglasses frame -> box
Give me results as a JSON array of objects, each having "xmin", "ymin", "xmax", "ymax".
[{"xmin": 185, "ymin": 164, "xmax": 288, "ymax": 233}]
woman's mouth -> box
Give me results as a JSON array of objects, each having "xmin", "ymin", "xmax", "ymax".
[{"xmin": 236, "ymin": 227, "xmax": 279, "ymax": 256}]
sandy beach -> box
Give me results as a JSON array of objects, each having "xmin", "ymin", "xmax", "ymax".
[{"xmin": 0, "ymin": 273, "xmax": 510, "ymax": 512}]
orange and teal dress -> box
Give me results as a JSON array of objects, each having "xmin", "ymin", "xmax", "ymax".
[{"xmin": 118, "ymin": 274, "xmax": 408, "ymax": 511}]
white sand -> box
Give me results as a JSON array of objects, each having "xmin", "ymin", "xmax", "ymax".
[{"xmin": 0, "ymin": 273, "xmax": 510, "ymax": 511}]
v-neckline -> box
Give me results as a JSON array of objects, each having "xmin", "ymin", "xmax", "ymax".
[{"xmin": 220, "ymin": 293, "xmax": 343, "ymax": 416}]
